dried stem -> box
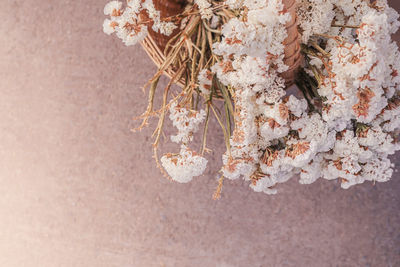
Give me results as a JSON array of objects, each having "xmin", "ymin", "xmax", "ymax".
[{"xmin": 212, "ymin": 174, "xmax": 225, "ymax": 200}]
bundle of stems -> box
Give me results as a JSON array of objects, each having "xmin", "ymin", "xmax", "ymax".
[{"xmin": 135, "ymin": 1, "xmax": 236, "ymax": 181}]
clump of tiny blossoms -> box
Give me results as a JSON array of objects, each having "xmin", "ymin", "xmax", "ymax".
[{"xmin": 103, "ymin": 0, "xmax": 177, "ymax": 45}]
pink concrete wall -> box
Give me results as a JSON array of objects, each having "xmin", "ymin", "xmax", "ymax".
[{"xmin": 0, "ymin": 1, "xmax": 399, "ymax": 266}]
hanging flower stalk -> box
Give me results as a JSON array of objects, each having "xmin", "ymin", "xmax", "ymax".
[{"xmin": 103, "ymin": 0, "xmax": 400, "ymax": 196}]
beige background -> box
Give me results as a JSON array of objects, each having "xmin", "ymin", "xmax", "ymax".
[{"xmin": 0, "ymin": 1, "xmax": 399, "ymax": 266}]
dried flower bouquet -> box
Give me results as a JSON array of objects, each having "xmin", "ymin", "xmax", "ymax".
[{"xmin": 103, "ymin": 0, "xmax": 400, "ymax": 197}]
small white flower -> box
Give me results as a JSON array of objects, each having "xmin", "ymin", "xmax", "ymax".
[
  {"xmin": 198, "ymin": 69, "xmax": 213, "ymax": 96},
  {"xmin": 195, "ymin": 0, "xmax": 213, "ymax": 19},
  {"xmin": 104, "ymin": 1, "xmax": 123, "ymax": 16},
  {"xmin": 103, "ymin": 19, "xmax": 117, "ymax": 35}
]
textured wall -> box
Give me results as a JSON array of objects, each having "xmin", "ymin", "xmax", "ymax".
[{"xmin": 0, "ymin": 1, "xmax": 399, "ymax": 266}]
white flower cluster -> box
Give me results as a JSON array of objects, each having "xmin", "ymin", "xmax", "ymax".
[
  {"xmin": 168, "ymin": 101, "xmax": 207, "ymax": 144},
  {"xmin": 302, "ymin": 2, "xmax": 400, "ymax": 190},
  {"xmin": 212, "ymin": 0, "xmax": 400, "ymax": 194},
  {"xmin": 161, "ymin": 145, "xmax": 208, "ymax": 183},
  {"xmin": 198, "ymin": 69, "xmax": 213, "ymax": 97},
  {"xmin": 195, "ymin": 0, "xmax": 213, "ymax": 20},
  {"xmin": 102, "ymin": 0, "xmax": 400, "ymax": 195},
  {"xmin": 297, "ymin": 0, "xmax": 400, "ymax": 43},
  {"xmin": 160, "ymin": 102, "xmax": 208, "ymax": 183},
  {"xmin": 297, "ymin": 0, "xmax": 335, "ymax": 43},
  {"xmin": 102, "ymin": 0, "xmax": 177, "ymax": 46}
]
